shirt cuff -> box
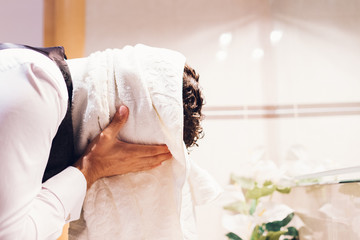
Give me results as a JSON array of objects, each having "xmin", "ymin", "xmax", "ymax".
[{"xmin": 42, "ymin": 166, "xmax": 87, "ymax": 222}]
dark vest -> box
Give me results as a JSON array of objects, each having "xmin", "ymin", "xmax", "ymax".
[{"xmin": 0, "ymin": 43, "xmax": 76, "ymax": 182}]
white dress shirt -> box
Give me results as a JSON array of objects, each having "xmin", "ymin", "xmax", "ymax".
[{"xmin": 0, "ymin": 49, "xmax": 86, "ymax": 240}]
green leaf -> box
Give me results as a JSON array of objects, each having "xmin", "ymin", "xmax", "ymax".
[
  {"xmin": 250, "ymin": 225, "xmax": 264, "ymax": 240},
  {"xmin": 224, "ymin": 200, "xmax": 249, "ymax": 214},
  {"xmin": 246, "ymin": 185, "xmax": 276, "ymax": 200},
  {"xmin": 226, "ymin": 232, "xmax": 243, "ymax": 240},
  {"xmin": 285, "ymin": 226, "xmax": 299, "ymax": 237},
  {"xmin": 275, "ymin": 186, "xmax": 291, "ymax": 194},
  {"xmin": 264, "ymin": 231, "xmax": 287, "ymax": 240},
  {"xmin": 265, "ymin": 213, "xmax": 295, "ymax": 232},
  {"xmin": 263, "ymin": 180, "xmax": 273, "ymax": 186},
  {"xmin": 231, "ymin": 174, "xmax": 255, "ymax": 189},
  {"xmin": 249, "ymin": 199, "xmax": 258, "ymax": 215}
]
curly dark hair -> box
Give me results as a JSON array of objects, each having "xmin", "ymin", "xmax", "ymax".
[{"xmin": 182, "ymin": 64, "xmax": 204, "ymax": 149}]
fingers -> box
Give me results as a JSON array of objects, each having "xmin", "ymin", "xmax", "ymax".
[
  {"xmin": 140, "ymin": 152, "xmax": 173, "ymax": 170},
  {"xmin": 104, "ymin": 105, "xmax": 129, "ymax": 138},
  {"xmin": 122, "ymin": 143, "xmax": 172, "ymax": 157},
  {"xmin": 148, "ymin": 151, "xmax": 173, "ymax": 165},
  {"xmin": 111, "ymin": 152, "xmax": 172, "ymax": 176}
]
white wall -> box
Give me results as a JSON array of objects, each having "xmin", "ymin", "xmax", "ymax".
[
  {"xmin": 1, "ymin": 0, "xmax": 358, "ymax": 238},
  {"xmin": 86, "ymin": 0, "xmax": 360, "ymax": 239},
  {"xmin": 0, "ymin": 0, "xmax": 43, "ymax": 46}
]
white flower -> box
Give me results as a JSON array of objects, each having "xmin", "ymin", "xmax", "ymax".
[
  {"xmin": 222, "ymin": 213, "xmax": 255, "ymax": 239},
  {"xmin": 254, "ymin": 201, "xmax": 293, "ymax": 224},
  {"xmin": 235, "ymin": 146, "xmax": 286, "ymax": 185},
  {"xmin": 219, "ymin": 185, "xmax": 246, "ymax": 204},
  {"xmin": 222, "ymin": 201, "xmax": 294, "ymax": 239}
]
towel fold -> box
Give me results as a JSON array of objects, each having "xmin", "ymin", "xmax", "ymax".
[{"xmin": 67, "ymin": 44, "xmax": 222, "ymax": 240}]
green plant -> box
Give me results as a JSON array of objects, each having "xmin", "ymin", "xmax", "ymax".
[{"xmin": 223, "ymin": 174, "xmax": 299, "ymax": 240}]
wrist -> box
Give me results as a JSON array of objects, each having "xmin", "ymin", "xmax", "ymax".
[{"xmin": 73, "ymin": 156, "xmax": 96, "ymax": 189}]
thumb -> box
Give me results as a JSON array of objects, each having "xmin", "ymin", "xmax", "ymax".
[{"xmin": 104, "ymin": 105, "xmax": 129, "ymax": 137}]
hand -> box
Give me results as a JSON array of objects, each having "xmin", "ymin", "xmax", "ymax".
[{"xmin": 73, "ymin": 105, "xmax": 172, "ymax": 188}]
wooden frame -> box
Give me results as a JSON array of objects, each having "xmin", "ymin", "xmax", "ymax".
[{"xmin": 43, "ymin": 0, "xmax": 85, "ymax": 58}]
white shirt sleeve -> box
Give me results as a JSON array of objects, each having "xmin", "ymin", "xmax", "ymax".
[{"xmin": 0, "ymin": 49, "xmax": 86, "ymax": 240}]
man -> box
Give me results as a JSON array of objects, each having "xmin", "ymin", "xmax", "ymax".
[{"xmin": 0, "ymin": 45, "xmax": 172, "ymax": 239}]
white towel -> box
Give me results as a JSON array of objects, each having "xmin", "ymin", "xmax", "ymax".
[{"xmin": 67, "ymin": 44, "xmax": 222, "ymax": 240}]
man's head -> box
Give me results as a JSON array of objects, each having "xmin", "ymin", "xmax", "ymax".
[{"xmin": 182, "ymin": 64, "xmax": 204, "ymax": 149}]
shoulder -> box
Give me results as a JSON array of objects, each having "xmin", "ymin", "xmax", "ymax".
[
  {"xmin": 0, "ymin": 48, "xmax": 69, "ymax": 126},
  {"xmin": 0, "ymin": 48, "xmax": 67, "ymax": 94}
]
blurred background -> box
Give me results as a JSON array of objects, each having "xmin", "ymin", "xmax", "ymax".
[{"xmin": 1, "ymin": 0, "xmax": 360, "ymax": 239}]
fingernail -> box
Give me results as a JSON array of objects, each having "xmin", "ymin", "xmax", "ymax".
[{"xmin": 119, "ymin": 106, "xmax": 127, "ymax": 117}]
